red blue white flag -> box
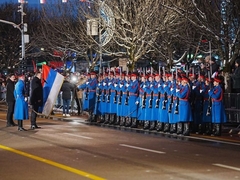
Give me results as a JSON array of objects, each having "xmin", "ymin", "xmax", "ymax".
[{"xmin": 41, "ymin": 64, "xmax": 64, "ymax": 116}]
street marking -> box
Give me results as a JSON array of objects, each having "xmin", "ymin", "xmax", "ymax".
[
  {"xmin": 64, "ymin": 133, "xmax": 93, "ymax": 140},
  {"xmin": 213, "ymin": 163, "xmax": 240, "ymax": 172},
  {"xmin": 119, "ymin": 144, "xmax": 166, "ymax": 154},
  {"xmin": 0, "ymin": 144, "xmax": 106, "ymax": 180},
  {"xmin": 189, "ymin": 136, "xmax": 240, "ymax": 146}
]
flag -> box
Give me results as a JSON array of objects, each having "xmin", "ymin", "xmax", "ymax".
[
  {"xmin": 41, "ymin": 64, "xmax": 64, "ymax": 116},
  {"xmin": 32, "ymin": 60, "xmax": 37, "ymax": 72}
]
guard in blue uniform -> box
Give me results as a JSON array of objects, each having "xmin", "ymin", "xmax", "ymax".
[
  {"xmin": 167, "ymin": 73, "xmax": 177, "ymax": 133},
  {"xmin": 208, "ymin": 77, "xmax": 227, "ymax": 136},
  {"xmin": 143, "ymin": 74, "xmax": 155, "ymax": 129},
  {"xmin": 79, "ymin": 72, "xmax": 97, "ymax": 122},
  {"xmin": 93, "ymin": 73, "xmax": 103, "ymax": 121},
  {"xmin": 120, "ymin": 74, "xmax": 130, "ymax": 126},
  {"xmin": 201, "ymin": 77, "xmax": 212, "ymax": 135},
  {"xmin": 115, "ymin": 72, "xmax": 125, "ymax": 125},
  {"xmin": 150, "ymin": 74, "xmax": 162, "ymax": 130},
  {"xmin": 99, "ymin": 73, "xmax": 109, "ymax": 123},
  {"xmin": 125, "ymin": 72, "xmax": 139, "ymax": 127},
  {"xmin": 136, "ymin": 74, "xmax": 149, "ymax": 126},
  {"xmin": 160, "ymin": 73, "xmax": 170, "ymax": 132},
  {"xmin": 176, "ymin": 76, "xmax": 193, "ymax": 136},
  {"xmin": 14, "ymin": 74, "xmax": 29, "ymax": 131}
]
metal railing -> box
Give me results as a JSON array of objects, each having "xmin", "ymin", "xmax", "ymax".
[{"xmin": 224, "ymin": 93, "xmax": 240, "ymax": 123}]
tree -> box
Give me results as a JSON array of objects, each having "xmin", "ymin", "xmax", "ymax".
[
  {"xmin": 161, "ymin": 0, "xmax": 240, "ymax": 71},
  {"xmin": 0, "ymin": 2, "xmax": 43, "ymax": 72}
]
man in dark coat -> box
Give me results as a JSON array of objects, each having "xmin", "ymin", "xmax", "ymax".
[
  {"xmin": 30, "ymin": 71, "xmax": 43, "ymax": 129},
  {"xmin": 6, "ymin": 73, "xmax": 16, "ymax": 127},
  {"xmin": 60, "ymin": 77, "xmax": 75, "ymax": 116},
  {"xmin": 231, "ymin": 57, "xmax": 240, "ymax": 93}
]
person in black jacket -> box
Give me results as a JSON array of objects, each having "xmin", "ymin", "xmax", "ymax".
[
  {"xmin": 231, "ymin": 57, "xmax": 240, "ymax": 93},
  {"xmin": 30, "ymin": 71, "xmax": 43, "ymax": 129},
  {"xmin": 60, "ymin": 77, "xmax": 74, "ymax": 116},
  {"xmin": 6, "ymin": 73, "xmax": 16, "ymax": 127}
]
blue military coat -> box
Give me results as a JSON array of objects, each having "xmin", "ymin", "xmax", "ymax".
[
  {"xmin": 208, "ymin": 85, "xmax": 227, "ymax": 123},
  {"xmin": 14, "ymin": 80, "xmax": 29, "ymax": 120},
  {"xmin": 176, "ymin": 84, "xmax": 193, "ymax": 122}
]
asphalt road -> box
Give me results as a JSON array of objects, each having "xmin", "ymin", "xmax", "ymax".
[{"xmin": 0, "ymin": 113, "xmax": 240, "ymax": 180}]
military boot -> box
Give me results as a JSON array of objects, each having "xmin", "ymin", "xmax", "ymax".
[
  {"xmin": 90, "ymin": 114, "xmax": 97, "ymax": 122},
  {"xmin": 149, "ymin": 121, "xmax": 156, "ymax": 130},
  {"xmin": 99, "ymin": 115, "xmax": 105, "ymax": 123},
  {"xmin": 131, "ymin": 118, "xmax": 138, "ymax": 128},
  {"xmin": 163, "ymin": 123, "xmax": 170, "ymax": 133},
  {"xmin": 205, "ymin": 123, "xmax": 212, "ymax": 135},
  {"xmin": 183, "ymin": 123, "xmax": 190, "ymax": 136},
  {"xmin": 156, "ymin": 122, "xmax": 163, "ymax": 131},
  {"xmin": 177, "ymin": 123, "xmax": 183, "ymax": 135},
  {"xmin": 103, "ymin": 114, "xmax": 109, "ymax": 124},
  {"xmin": 114, "ymin": 116, "xmax": 120, "ymax": 125},
  {"xmin": 125, "ymin": 117, "xmax": 132, "ymax": 127},
  {"xmin": 18, "ymin": 120, "xmax": 27, "ymax": 131},
  {"xmin": 170, "ymin": 123, "xmax": 177, "ymax": 134},
  {"xmin": 109, "ymin": 114, "xmax": 115, "ymax": 125},
  {"xmin": 213, "ymin": 123, "xmax": 221, "ymax": 136},
  {"xmin": 143, "ymin": 121, "xmax": 150, "ymax": 130},
  {"xmin": 120, "ymin": 117, "xmax": 125, "ymax": 126}
]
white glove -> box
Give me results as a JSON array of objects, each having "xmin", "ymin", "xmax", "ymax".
[
  {"xmin": 171, "ymin": 88, "xmax": 174, "ymax": 91},
  {"xmin": 86, "ymin": 82, "xmax": 89, "ymax": 85},
  {"xmin": 126, "ymin": 84, "xmax": 129, "ymax": 87},
  {"xmin": 176, "ymin": 89, "xmax": 180, "ymax": 92},
  {"xmin": 158, "ymin": 84, "xmax": 160, "ymax": 88},
  {"xmin": 24, "ymin": 97, "xmax": 28, "ymax": 102},
  {"xmin": 120, "ymin": 84, "xmax": 123, "ymax": 88},
  {"xmin": 192, "ymin": 86, "xmax": 196, "ymax": 90},
  {"xmin": 200, "ymin": 89, "xmax": 203, "ymax": 93},
  {"xmin": 98, "ymin": 83, "xmax": 101, "ymax": 86},
  {"xmin": 208, "ymin": 90, "xmax": 210, "ymax": 92},
  {"xmin": 163, "ymin": 84, "xmax": 166, "ymax": 88},
  {"xmin": 108, "ymin": 82, "xmax": 111, "ymax": 86},
  {"xmin": 135, "ymin": 101, "xmax": 139, "ymax": 105},
  {"xmin": 103, "ymin": 82, "xmax": 106, "ymax": 86},
  {"xmin": 114, "ymin": 84, "xmax": 117, "ymax": 87},
  {"xmin": 143, "ymin": 85, "xmax": 146, "ymax": 88},
  {"xmin": 150, "ymin": 84, "xmax": 153, "ymax": 87}
]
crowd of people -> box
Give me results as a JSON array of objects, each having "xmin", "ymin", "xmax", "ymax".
[
  {"xmin": 2, "ymin": 55, "xmax": 240, "ymax": 134},
  {"xmin": 78, "ymin": 56, "xmax": 240, "ymax": 137}
]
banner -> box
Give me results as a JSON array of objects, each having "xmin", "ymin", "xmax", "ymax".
[{"xmin": 41, "ymin": 64, "xmax": 64, "ymax": 116}]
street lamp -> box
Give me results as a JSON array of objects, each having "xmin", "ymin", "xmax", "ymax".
[{"xmin": 0, "ymin": 1, "xmax": 28, "ymax": 61}]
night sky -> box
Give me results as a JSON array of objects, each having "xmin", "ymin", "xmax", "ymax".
[{"xmin": 0, "ymin": 0, "xmax": 41, "ymax": 5}]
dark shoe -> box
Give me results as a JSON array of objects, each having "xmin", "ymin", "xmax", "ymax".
[
  {"xmin": 6, "ymin": 124, "xmax": 14, "ymax": 127},
  {"xmin": 18, "ymin": 127, "xmax": 27, "ymax": 131},
  {"xmin": 31, "ymin": 125, "xmax": 41, "ymax": 129},
  {"xmin": 35, "ymin": 125, "xmax": 41, "ymax": 129}
]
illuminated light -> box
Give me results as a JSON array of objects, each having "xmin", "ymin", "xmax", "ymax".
[
  {"xmin": 18, "ymin": 0, "xmax": 25, "ymax": 3},
  {"xmin": 40, "ymin": 0, "xmax": 46, "ymax": 4},
  {"xmin": 62, "ymin": 0, "xmax": 68, "ymax": 2},
  {"xmin": 71, "ymin": 76, "xmax": 77, "ymax": 82}
]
